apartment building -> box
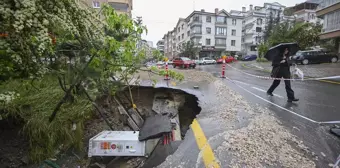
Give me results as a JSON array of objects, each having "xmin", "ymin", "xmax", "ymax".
[
  {"xmin": 82, "ymin": 0, "xmax": 133, "ymax": 17},
  {"xmin": 156, "ymin": 39, "xmax": 165, "ymax": 54},
  {"xmin": 241, "ymin": 2, "xmax": 295, "ymax": 56},
  {"xmin": 316, "ymin": 0, "xmax": 340, "ymax": 53},
  {"xmin": 288, "ymin": 0, "xmax": 322, "ymax": 24},
  {"xmin": 163, "ymin": 8, "xmax": 244, "ymax": 59}
]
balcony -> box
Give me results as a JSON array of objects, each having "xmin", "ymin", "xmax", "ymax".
[
  {"xmin": 190, "ymin": 32, "xmax": 202, "ymax": 37},
  {"xmin": 316, "ymin": 0, "xmax": 340, "ymax": 17},
  {"xmin": 215, "ymin": 43, "xmax": 226, "ymax": 49},
  {"xmin": 215, "ymin": 21, "xmax": 228, "ymax": 27},
  {"xmin": 189, "ymin": 20, "xmax": 202, "ymax": 27},
  {"xmin": 215, "ymin": 33, "xmax": 227, "ymax": 38}
]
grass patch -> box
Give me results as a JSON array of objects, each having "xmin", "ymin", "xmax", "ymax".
[
  {"xmin": 256, "ymin": 57, "xmax": 269, "ymax": 62},
  {"xmin": 0, "ymin": 76, "xmax": 93, "ymax": 162}
]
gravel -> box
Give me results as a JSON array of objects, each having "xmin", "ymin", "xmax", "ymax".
[{"xmin": 141, "ymin": 68, "xmax": 316, "ymax": 167}]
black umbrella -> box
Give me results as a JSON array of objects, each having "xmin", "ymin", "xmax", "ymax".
[{"xmin": 264, "ymin": 43, "xmax": 299, "ymax": 61}]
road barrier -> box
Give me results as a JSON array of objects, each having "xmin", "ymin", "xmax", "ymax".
[
  {"xmin": 220, "ymin": 56, "xmax": 227, "ymax": 78},
  {"xmin": 164, "ymin": 61, "xmax": 170, "ymax": 80},
  {"xmin": 226, "ymin": 64, "xmax": 340, "ymax": 81}
]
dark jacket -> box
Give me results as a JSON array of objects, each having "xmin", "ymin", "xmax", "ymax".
[{"xmin": 272, "ymin": 52, "xmax": 292, "ymax": 67}]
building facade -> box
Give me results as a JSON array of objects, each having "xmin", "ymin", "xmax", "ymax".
[
  {"xmin": 289, "ymin": 0, "xmax": 322, "ymax": 24},
  {"xmin": 316, "ymin": 0, "xmax": 340, "ymax": 54},
  {"xmin": 156, "ymin": 39, "xmax": 165, "ymax": 54},
  {"xmin": 163, "ymin": 8, "xmax": 244, "ymax": 59},
  {"xmin": 82, "ymin": 0, "xmax": 133, "ymax": 17},
  {"xmin": 241, "ymin": 2, "xmax": 296, "ymax": 56}
]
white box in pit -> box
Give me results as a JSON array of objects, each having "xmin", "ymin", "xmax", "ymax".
[{"xmin": 88, "ymin": 131, "xmax": 145, "ymax": 157}]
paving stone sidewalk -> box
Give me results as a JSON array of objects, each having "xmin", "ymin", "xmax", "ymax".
[{"xmin": 244, "ymin": 61, "xmax": 340, "ymax": 78}]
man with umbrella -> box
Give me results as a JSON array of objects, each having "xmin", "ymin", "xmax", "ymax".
[{"xmin": 265, "ymin": 43, "xmax": 299, "ymax": 103}]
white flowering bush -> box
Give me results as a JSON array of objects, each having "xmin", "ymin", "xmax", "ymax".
[{"xmin": 0, "ymin": 91, "xmax": 19, "ymax": 103}]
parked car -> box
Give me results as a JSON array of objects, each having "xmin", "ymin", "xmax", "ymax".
[
  {"xmin": 216, "ymin": 56, "xmax": 236, "ymax": 64},
  {"xmin": 292, "ymin": 50, "xmax": 339, "ymax": 65},
  {"xmin": 156, "ymin": 61, "xmax": 165, "ymax": 68},
  {"xmin": 173, "ymin": 57, "xmax": 196, "ymax": 69},
  {"xmin": 194, "ymin": 59, "xmax": 202, "ymax": 65},
  {"xmin": 200, "ymin": 57, "xmax": 216, "ymax": 65},
  {"xmin": 168, "ymin": 60, "xmax": 173, "ymax": 65},
  {"xmin": 242, "ymin": 55, "xmax": 257, "ymax": 61}
]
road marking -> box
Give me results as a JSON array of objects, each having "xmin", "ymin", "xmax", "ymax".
[
  {"xmin": 191, "ymin": 119, "xmax": 220, "ymax": 168},
  {"xmin": 226, "ymin": 77, "xmax": 319, "ymax": 123},
  {"xmin": 251, "ymin": 86, "xmax": 284, "ymax": 98},
  {"xmin": 233, "ymin": 80, "xmax": 250, "ymax": 86},
  {"xmin": 242, "ymin": 63, "xmax": 340, "ymax": 85}
]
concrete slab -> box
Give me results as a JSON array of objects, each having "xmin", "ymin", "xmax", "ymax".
[{"xmin": 138, "ymin": 114, "xmax": 172, "ymax": 141}]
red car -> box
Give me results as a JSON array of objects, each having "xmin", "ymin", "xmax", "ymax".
[
  {"xmin": 173, "ymin": 57, "xmax": 196, "ymax": 69},
  {"xmin": 216, "ymin": 56, "xmax": 236, "ymax": 64}
]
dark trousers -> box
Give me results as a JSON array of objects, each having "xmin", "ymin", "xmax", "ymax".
[{"xmin": 267, "ymin": 66, "xmax": 295, "ymax": 99}]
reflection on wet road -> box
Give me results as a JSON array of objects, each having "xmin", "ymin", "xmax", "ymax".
[
  {"xmin": 197, "ymin": 63, "xmax": 340, "ymax": 122},
  {"xmin": 196, "ymin": 62, "xmax": 340, "ymax": 164}
]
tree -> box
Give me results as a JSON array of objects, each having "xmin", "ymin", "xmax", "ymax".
[
  {"xmin": 152, "ymin": 49, "xmax": 164, "ymax": 61},
  {"xmin": 267, "ymin": 22, "xmax": 322, "ymax": 50},
  {"xmin": 0, "ymin": 1, "xmax": 184, "ymax": 163},
  {"xmin": 257, "ymin": 43, "xmax": 269, "ymax": 58},
  {"xmin": 263, "ymin": 12, "xmax": 274, "ymax": 42},
  {"xmin": 179, "ymin": 41, "xmax": 199, "ymax": 59}
]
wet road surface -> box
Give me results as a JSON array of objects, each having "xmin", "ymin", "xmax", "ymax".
[
  {"xmin": 197, "ymin": 62, "xmax": 340, "ymax": 166},
  {"xmin": 139, "ymin": 64, "xmax": 340, "ymax": 167}
]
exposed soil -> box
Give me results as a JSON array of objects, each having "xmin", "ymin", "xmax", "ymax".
[
  {"xmin": 0, "ymin": 86, "xmax": 201, "ymax": 168},
  {"xmin": 0, "ymin": 118, "xmax": 30, "ymax": 168}
]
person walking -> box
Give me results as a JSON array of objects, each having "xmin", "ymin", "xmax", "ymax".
[{"xmin": 267, "ymin": 48, "xmax": 299, "ymax": 103}]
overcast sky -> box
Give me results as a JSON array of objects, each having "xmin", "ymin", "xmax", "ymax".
[{"xmin": 132, "ymin": 0, "xmax": 305, "ymax": 47}]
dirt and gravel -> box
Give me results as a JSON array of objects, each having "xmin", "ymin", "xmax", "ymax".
[{"xmin": 142, "ymin": 68, "xmax": 317, "ymax": 168}]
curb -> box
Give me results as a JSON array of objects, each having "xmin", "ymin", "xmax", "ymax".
[{"xmin": 241, "ymin": 63, "xmax": 340, "ymax": 85}]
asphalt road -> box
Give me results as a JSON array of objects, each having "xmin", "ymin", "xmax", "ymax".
[{"xmin": 197, "ymin": 62, "xmax": 340, "ymax": 165}]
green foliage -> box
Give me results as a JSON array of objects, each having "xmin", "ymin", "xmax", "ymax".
[
  {"xmin": 179, "ymin": 41, "xmax": 199, "ymax": 59},
  {"xmin": 263, "ymin": 12, "xmax": 274, "ymax": 42},
  {"xmin": 267, "ymin": 22, "xmax": 322, "ymax": 50},
  {"xmin": 0, "ymin": 76, "xmax": 92, "ymax": 162},
  {"xmin": 150, "ymin": 66, "xmax": 184, "ymax": 81},
  {"xmin": 152, "ymin": 50, "xmax": 164, "ymax": 61},
  {"xmin": 257, "ymin": 43, "xmax": 269, "ymax": 58},
  {"xmin": 0, "ymin": 0, "xmax": 101, "ymax": 80}
]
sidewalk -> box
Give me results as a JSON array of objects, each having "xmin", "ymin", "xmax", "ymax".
[{"xmin": 243, "ymin": 61, "xmax": 340, "ymax": 81}]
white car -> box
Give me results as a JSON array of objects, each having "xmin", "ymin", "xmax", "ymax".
[{"xmin": 200, "ymin": 57, "xmax": 216, "ymax": 65}]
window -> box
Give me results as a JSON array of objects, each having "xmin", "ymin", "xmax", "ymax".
[
  {"xmin": 250, "ymin": 46, "xmax": 257, "ymax": 51},
  {"xmin": 193, "ymin": 15, "xmax": 200, "ymax": 21},
  {"xmin": 178, "ymin": 36, "xmax": 180, "ymax": 41},
  {"xmin": 216, "ymin": 27, "xmax": 227, "ymax": 35},
  {"xmin": 216, "ymin": 16, "xmax": 226, "ymax": 23},
  {"xmin": 178, "ymin": 27, "xmax": 180, "ymax": 32},
  {"xmin": 187, "ymin": 31, "xmax": 190, "ymax": 36},
  {"xmin": 215, "ymin": 38, "xmax": 226, "ymax": 46},
  {"xmin": 182, "ymin": 24, "xmax": 184, "ymax": 30},
  {"xmin": 232, "ymin": 29, "xmax": 236, "ymax": 36},
  {"xmin": 231, "ymin": 40, "xmax": 236, "ymax": 46},
  {"xmin": 192, "ymin": 26, "xmax": 202, "ymax": 33},
  {"xmin": 242, "ymin": 38, "xmax": 245, "ymax": 42},
  {"xmin": 181, "ymin": 33, "xmax": 184, "ymax": 39},
  {"xmin": 206, "ymin": 27, "xmax": 211, "ymax": 34},
  {"xmin": 256, "ymin": 27, "xmax": 262, "ymax": 32},
  {"xmin": 257, "ymin": 19, "xmax": 262, "ymax": 25},
  {"xmin": 92, "ymin": 1, "xmax": 100, "ymax": 8},
  {"xmin": 232, "ymin": 19, "xmax": 237, "ymax": 25},
  {"xmin": 255, "ymin": 36, "xmax": 261, "ymax": 43},
  {"xmin": 206, "ymin": 16, "xmax": 211, "ymax": 22},
  {"xmin": 206, "ymin": 38, "xmax": 211, "ymax": 45}
]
